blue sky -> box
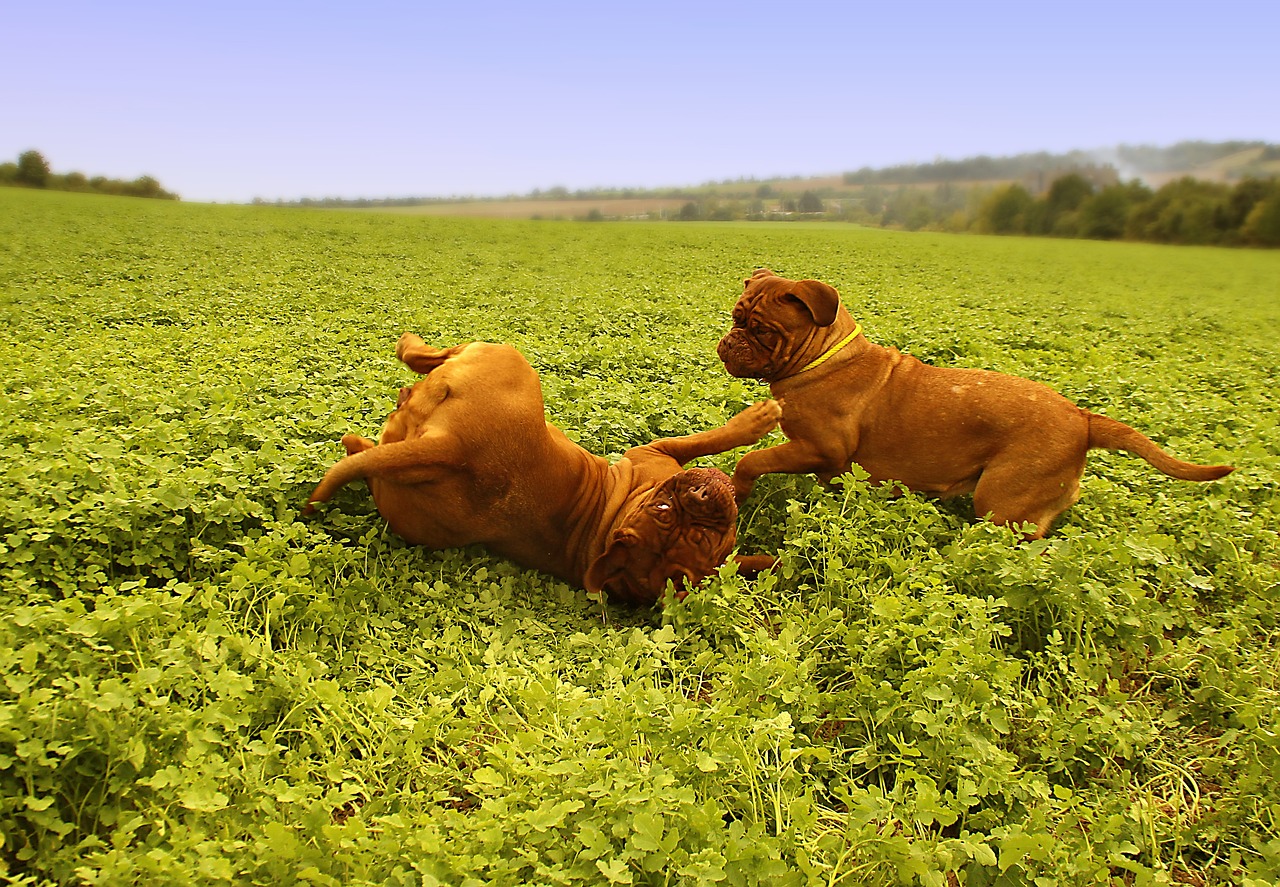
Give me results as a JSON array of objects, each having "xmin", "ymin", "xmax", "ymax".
[{"xmin": 5, "ymin": 1, "xmax": 1277, "ymax": 203}]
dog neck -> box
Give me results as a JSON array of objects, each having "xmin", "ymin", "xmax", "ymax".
[{"xmin": 796, "ymin": 322, "xmax": 862, "ymax": 375}]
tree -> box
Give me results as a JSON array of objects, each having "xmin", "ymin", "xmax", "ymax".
[
  {"xmin": 859, "ymin": 186, "xmax": 886, "ymax": 216},
  {"xmin": 1222, "ymin": 178, "xmax": 1277, "ymax": 231},
  {"xmin": 881, "ymin": 188, "xmax": 933, "ymax": 230},
  {"xmin": 1046, "ymin": 173, "xmax": 1093, "ymax": 213},
  {"xmin": 1126, "ymin": 177, "xmax": 1230, "ymax": 244},
  {"xmin": 1077, "ymin": 181, "xmax": 1151, "ymax": 240},
  {"xmin": 2, "ymin": 150, "xmax": 178, "ymax": 199},
  {"xmin": 123, "ymin": 175, "xmax": 177, "ymax": 200},
  {"xmin": 1242, "ymin": 197, "xmax": 1280, "ymax": 246},
  {"xmin": 1034, "ymin": 173, "xmax": 1095, "ymax": 236},
  {"xmin": 16, "ymin": 150, "xmax": 50, "ymax": 187},
  {"xmin": 975, "ymin": 184, "xmax": 1034, "ymax": 234},
  {"xmin": 797, "ymin": 190, "xmax": 824, "ymax": 214}
]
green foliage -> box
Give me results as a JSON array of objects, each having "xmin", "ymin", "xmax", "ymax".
[
  {"xmin": 1126, "ymin": 178, "xmax": 1234, "ymax": 245},
  {"xmin": 1078, "ymin": 181, "xmax": 1153, "ymax": 240},
  {"xmin": 1032, "ymin": 173, "xmax": 1096, "ymax": 237},
  {"xmin": 974, "ymin": 185, "xmax": 1036, "ymax": 235},
  {"xmin": 15, "ymin": 150, "xmax": 50, "ymax": 187},
  {"xmin": 1, "ymin": 188, "xmax": 1278, "ymax": 884},
  {"xmin": 1, "ymin": 149, "xmax": 178, "ymax": 199},
  {"xmin": 283, "ymin": 141, "xmax": 1278, "ymax": 249},
  {"xmin": 797, "ymin": 191, "xmax": 824, "ymax": 214},
  {"xmin": 1242, "ymin": 195, "xmax": 1280, "ymax": 246}
]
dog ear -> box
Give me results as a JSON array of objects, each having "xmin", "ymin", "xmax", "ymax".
[
  {"xmin": 788, "ymin": 279, "xmax": 840, "ymax": 327},
  {"xmin": 744, "ymin": 267, "xmax": 775, "ymax": 287},
  {"xmin": 584, "ymin": 529, "xmax": 638, "ymax": 595}
]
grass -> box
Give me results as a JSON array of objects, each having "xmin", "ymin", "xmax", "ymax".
[{"xmin": 0, "ymin": 187, "xmax": 1278, "ymax": 885}]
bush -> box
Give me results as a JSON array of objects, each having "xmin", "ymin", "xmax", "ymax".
[
  {"xmin": 1077, "ymin": 181, "xmax": 1152, "ymax": 240},
  {"xmin": 974, "ymin": 184, "xmax": 1035, "ymax": 234},
  {"xmin": 1242, "ymin": 196, "xmax": 1280, "ymax": 246},
  {"xmin": 1126, "ymin": 177, "xmax": 1232, "ymax": 245}
]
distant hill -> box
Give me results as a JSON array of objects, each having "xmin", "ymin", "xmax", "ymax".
[
  {"xmin": 836, "ymin": 140, "xmax": 1280, "ymax": 191},
  {"xmin": 278, "ymin": 140, "xmax": 1280, "ymax": 219}
]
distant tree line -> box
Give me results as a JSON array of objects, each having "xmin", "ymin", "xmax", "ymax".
[
  {"xmin": 666, "ymin": 175, "xmax": 1280, "ymax": 247},
  {"xmin": 962, "ymin": 175, "xmax": 1280, "ymax": 246},
  {"xmin": 843, "ymin": 151, "xmax": 1106, "ymax": 186},
  {"xmin": 0, "ymin": 150, "xmax": 178, "ymax": 200},
  {"xmin": 267, "ymin": 139, "xmax": 1280, "ymax": 246}
]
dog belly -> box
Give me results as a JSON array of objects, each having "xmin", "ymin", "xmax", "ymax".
[
  {"xmin": 855, "ymin": 452, "xmax": 983, "ymax": 497},
  {"xmin": 850, "ymin": 408, "xmax": 1001, "ymax": 494},
  {"xmin": 370, "ymin": 475, "xmax": 515, "ymax": 549}
]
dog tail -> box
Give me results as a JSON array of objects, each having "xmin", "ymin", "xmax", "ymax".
[
  {"xmin": 304, "ymin": 450, "xmax": 374, "ymax": 514},
  {"xmin": 1085, "ymin": 412, "xmax": 1234, "ymax": 482},
  {"xmin": 304, "ymin": 434, "xmax": 458, "ymax": 515}
]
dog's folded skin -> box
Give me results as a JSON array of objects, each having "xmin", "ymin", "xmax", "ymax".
[
  {"xmin": 307, "ymin": 333, "xmax": 781, "ymax": 605},
  {"xmin": 717, "ymin": 269, "xmax": 1234, "ymax": 538}
]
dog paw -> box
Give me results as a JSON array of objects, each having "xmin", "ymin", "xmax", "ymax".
[{"xmin": 732, "ymin": 399, "xmax": 782, "ymax": 441}]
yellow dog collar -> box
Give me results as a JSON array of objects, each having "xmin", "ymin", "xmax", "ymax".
[{"xmin": 798, "ymin": 323, "xmax": 861, "ymax": 374}]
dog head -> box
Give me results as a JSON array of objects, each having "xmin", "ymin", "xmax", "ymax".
[
  {"xmin": 584, "ymin": 467, "xmax": 739, "ymax": 606},
  {"xmin": 716, "ymin": 268, "xmax": 842, "ymax": 381}
]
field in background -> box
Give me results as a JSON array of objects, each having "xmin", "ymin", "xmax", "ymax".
[
  {"xmin": 329, "ymin": 143, "xmax": 1280, "ymax": 221},
  {"xmin": 2, "ymin": 188, "xmax": 1278, "ymax": 885},
  {"xmin": 365, "ymin": 196, "xmax": 693, "ymax": 219}
]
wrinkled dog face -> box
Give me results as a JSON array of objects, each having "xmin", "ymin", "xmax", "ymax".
[
  {"xmin": 600, "ymin": 467, "xmax": 739, "ymax": 605},
  {"xmin": 721, "ymin": 273, "xmax": 798, "ymax": 376},
  {"xmin": 716, "ymin": 271, "xmax": 835, "ymax": 381}
]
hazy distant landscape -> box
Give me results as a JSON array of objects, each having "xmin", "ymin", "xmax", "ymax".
[
  {"xmin": 8, "ymin": 140, "xmax": 1279, "ymax": 246},
  {"xmin": 270, "ymin": 140, "xmax": 1280, "ymax": 214},
  {"xmin": 252, "ymin": 140, "xmax": 1280, "ymax": 247}
]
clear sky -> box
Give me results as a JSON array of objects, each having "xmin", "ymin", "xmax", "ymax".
[{"xmin": 5, "ymin": 1, "xmax": 1277, "ymax": 204}]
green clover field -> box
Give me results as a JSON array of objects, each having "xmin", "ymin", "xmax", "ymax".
[{"xmin": 2, "ymin": 187, "xmax": 1278, "ymax": 885}]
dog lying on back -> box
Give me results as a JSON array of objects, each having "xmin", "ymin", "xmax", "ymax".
[
  {"xmin": 307, "ymin": 333, "xmax": 780, "ymax": 605},
  {"xmin": 717, "ymin": 269, "xmax": 1234, "ymax": 538}
]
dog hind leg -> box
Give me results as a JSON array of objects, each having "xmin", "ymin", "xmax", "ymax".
[
  {"xmin": 972, "ymin": 460, "xmax": 1083, "ymax": 540},
  {"xmin": 395, "ymin": 333, "xmax": 470, "ymax": 375},
  {"xmin": 305, "ymin": 432, "xmax": 465, "ymax": 512},
  {"xmin": 341, "ymin": 434, "xmax": 375, "ymax": 455}
]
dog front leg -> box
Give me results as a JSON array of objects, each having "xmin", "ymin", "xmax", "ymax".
[
  {"xmin": 645, "ymin": 400, "xmax": 782, "ymax": 465},
  {"xmin": 730, "ymin": 441, "xmax": 839, "ymax": 504}
]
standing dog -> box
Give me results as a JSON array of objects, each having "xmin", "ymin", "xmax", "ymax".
[
  {"xmin": 716, "ymin": 269, "xmax": 1234, "ymax": 538},
  {"xmin": 307, "ymin": 333, "xmax": 781, "ymax": 604}
]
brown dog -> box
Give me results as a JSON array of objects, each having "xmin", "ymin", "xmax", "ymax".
[
  {"xmin": 716, "ymin": 269, "xmax": 1234, "ymax": 538},
  {"xmin": 306, "ymin": 333, "xmax": 781, "ymax": 605}
]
